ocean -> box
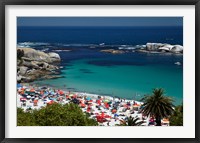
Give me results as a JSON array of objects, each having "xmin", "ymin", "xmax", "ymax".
[{"xmin": 17, "ymin": 26, "xmax": 183, "ymax": 105}]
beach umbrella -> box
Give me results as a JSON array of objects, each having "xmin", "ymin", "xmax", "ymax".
[
  {"xmin": 41, "ymin": 87, "xmax": 47, "ymax": 89},
  {"xmin": 58, "ymin": 90, "xmax": 64, "ymax": 95},
  {"xmin": 114, "ymin": 113, "xmax": 119, "ymax": 117},
  {"xmin": 30, "ymin": 88, "xmax": 35, "ymax": 92},
  {"xmin": 112, "ymin": 109, "xmax": 117, "ymax": 113},
  {"xmin": 80, "ymin": 103, "xmax": 86, "ymax": 108},
  {"xmin": 100, "ymin": 112, "xmax": 105, "ymax": 118},
  {"xmin": 97, "ymin": 99, "xmax": 101, "ymax": 103},
  {"xmin": 69, "ymin": 93, "xmax": 74, "ymax": 97},
  {"xmin": 86, "ymin": 97, "xmax": 91, "ymax": 101},
  {"xmin": 47, "ymin": 100, "xmax": 54, "ymax": 105},
  {"xmin": 105, "ymin": 103, "xmax": 109, "ymax": 109},
  {"xmin": 17, "ymin": 83, "xmax": 22, "ymax": 88},
  {"xmin": 114, "ymin": 98, "xmax": 119, "ymax": 102},
  {"xmin": 50, "ymin": 91, "xmax": 55, "ymax": 95},
  {"xmin": 26, "ymin": 95, "xmax": 31, "ymax": 98},
  {"xmin": 72, "ymin": 94, "xmax": 77, "ymax": 98},
  {"xmin": 108, "ymin": 101, "xmax": 112, "ymax": 104},
  {"xmin": 87, "ymin": 106, "xmax": 91, "ymax": 112},
  {"xmin": 103, "ymin": 99, "xmax": 110, "ymax": 103},
  {"xmin": 105, "ymin": 115, "xmax": 111, "ymax": 118},
  {"xmin": 20, "ymin": 97, "xmax": 26, "ymax": 101}
]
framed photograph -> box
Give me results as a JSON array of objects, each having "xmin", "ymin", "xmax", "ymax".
[{"xmin": 0, "ymin": 0, "xmax": 199, "ymax": 143}]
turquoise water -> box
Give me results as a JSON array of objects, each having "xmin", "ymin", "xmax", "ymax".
[
  {"xmin": 22, "ymin": 26, "xmax": 183, "ymax": 105},
  {"xmin": 34, "ymin": 58, "xmax": 183, "ymax": 105}
]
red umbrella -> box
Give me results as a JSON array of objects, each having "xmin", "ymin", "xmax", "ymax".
[
  {"xmin": 105, "ymin": 103, "xmax": 109, "ymax": 109},
  {"xmin": 80, "ymin": 103, "xmax": 86, "ymax": 108},
  {"xmin": 47, "ymin": 100, "xmax": 54, "ymax": 105},
  {"xmin": 112, "ymin": 109, "xmax": 117, "ymax": 113},
  {"xmin": 97, "ymin": 99, "xmax": 101, "ymax": 104},
  {"xmin": 96, "ymin": 116, "xmax": 104, "ymax": 123},
  {"xmin": 72, "ymin": 94, "xmax": 77, "ymax": 98},
  {"xmin": 59, "ymin": 90, "xmax": 64, "ymax": 95},
  {"xmin": 87, "ymin": 106, "xmax": 91, "ymax": 112},
  {"xmin": 105, "ymin": 115, "xmax": 111, "ymax": 118},
  {"xmin": 40, "ymin": 91, "xmax": 44, "ymax": 95},
  {"xmin": 101, "ymin": 112, "xmax": 105, "ymax": 118}
]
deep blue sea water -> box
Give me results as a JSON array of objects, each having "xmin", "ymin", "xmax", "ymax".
[
  {"xmin": 18, "ymin": 26, "xmax": 183, "ymax": 45},
  {"xmin": 17, "ymin": 26, "xmax": 183, "ymax": 105}
]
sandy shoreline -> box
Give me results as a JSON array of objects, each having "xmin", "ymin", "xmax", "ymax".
[{"xmin": 17, "ymin": 83, "xmax": 169, "ymax": 126}]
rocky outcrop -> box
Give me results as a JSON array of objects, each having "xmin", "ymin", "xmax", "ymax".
[
  {"xmin": 142, "ymin": 43, "xmax": 183, "ymax": 54},
  {"xmin": 146, "ymin": 43, "xmax": 165, "ymax": 51},
  {"xmin": 171, "ymin": 45, "xmax": 183, "ymax": 53},
  {"xmin": 100, "ymin": 49, "xmax": 125, "ymax": 54},
  {"xmin": 17, "ymin": 48, "xmax": 62, "ymax": 83},
  {"xmin": 18, "ymin": 48, "xmax": 61, "ymax": 63},
  {"xmin": 19, "ymin": 66, "xmax": 28, "ymax": 76}
]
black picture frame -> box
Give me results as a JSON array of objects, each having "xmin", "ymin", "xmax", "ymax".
[{"xmin": 0, "ymin": 0, "xmax": 200, "ymax": 143}]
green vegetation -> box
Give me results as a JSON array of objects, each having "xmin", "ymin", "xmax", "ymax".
[
  {"xmin": 119, "ymin": 116, "xmax": 144, "ymax": 126},
  {"xmin": 169, "ymin": 104, "xmax": 183, "ymax": 126},
  {"xmin": 17, "ymin": 103, "xmax": 98, "ymax": 126},
  {"xmin": 141, "ymin": 88, "xmax": 174, "ymax": 126}
]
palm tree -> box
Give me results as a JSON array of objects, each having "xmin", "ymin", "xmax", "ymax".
[
  {"xmin": 119, "ymin": 116, "xmax": 144, "ymax": 126},
  {"xmin": 141, "ymin": 88, "xmax": 174, "ymax": 126},
  {"xmin": 170, "ymin": 103, "xmax": 183, "ymax": 126}
]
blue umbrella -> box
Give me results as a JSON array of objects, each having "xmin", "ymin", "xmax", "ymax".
[
  {"xmin": 86, "ymin": 97, "xmax": 91, "ymax": 101},
  {"xmin": 17, "ymin": 83, "xmax": 22, "ymax": 88},
  {"xmin": 114, "ymin": 114, "xmax": 119, "ymax": 117}
]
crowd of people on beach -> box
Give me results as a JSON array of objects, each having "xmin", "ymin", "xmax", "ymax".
[{"xmin": 17, "ymin": 83, "xmax": 170, "ymax": 126}]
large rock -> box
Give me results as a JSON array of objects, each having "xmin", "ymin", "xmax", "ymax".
[
  {"xmin": 48, "ymin": 52, "xmax": 61, "ymax": 62},
  {"xmin": 146, "ymin": 43, "xmax": 165, "ymax": 51},
  {"xmin": 17, "ymin": 75, "xmax": 22, "ymax": 82},
  {"xmin": 17, "ymin": 48, "xmax": 61, "ymax": 63},
  {"xmin": 145, "ymin": 43, "xmax": 183, "ymax": 54},
  {"xmin": 17, "ymin": 48, "xmax": 61, "ymax": 83},
  {"xmin": 19, "ymin": 66, "xmax": 28, "ymax": 75},
  {"xmin": 171, "ymin": 45, "xmax": 183, "ymax": 53},
  {"xmin": 22, "ymin": 60, "xmax": 39, "ymax": 69},
  {"xmin": 158, "ymin": 44, "xmax": 174, "ymax": 52}
]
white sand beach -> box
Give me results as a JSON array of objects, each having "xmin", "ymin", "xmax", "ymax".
[{"xmin": 17, "ymin": 83, "xmax": 169, "ymax": 126}]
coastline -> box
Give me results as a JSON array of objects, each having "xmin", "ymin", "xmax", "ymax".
[
  {"xmin": 20, "ymin": 82, "xmax": 143, "ymax": 104},
  {"xmin": 18, "ymin": 83, "xmax": 157, "ymax": 126}
]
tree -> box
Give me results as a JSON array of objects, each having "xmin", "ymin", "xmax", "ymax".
[
  {"xmin": 119, "ymin": 116, "xmax": 144, "ymax": 126},
  {"xmin": 170, "ymin": 104, "xmax": 183, "ymax": 126},
  {"xmin": 141, "ymin": 88, "xmax": 174, "ymax": 126},
  {"xmin": 17, "ymin": 103, "xmax": 98, "ymax": 126},
  {"xmin": 17, "ymin": 108, "xmax": 36, "ymax": 126}
]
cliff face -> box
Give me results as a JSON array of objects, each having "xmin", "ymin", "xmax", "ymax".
[{"xmin": 17, "ymin": 48, "xmax": 62, "ymax": 83}]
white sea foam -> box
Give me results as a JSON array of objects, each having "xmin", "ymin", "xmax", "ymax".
[{"xmin": 17, "ymin": 42, "xmax": 50, "ymax": 48}]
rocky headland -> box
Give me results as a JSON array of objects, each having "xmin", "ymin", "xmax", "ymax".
[
  {"xmin": 136, "ymin": 43, "xmax": 183, "ymax": 54},
  {"xmin": 98, "ymin": 43, "xmax": 183, "ymax": 55},
  {"xmin": 17, "ymin": 48, "xmax": 62, "ymax": 83}
]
